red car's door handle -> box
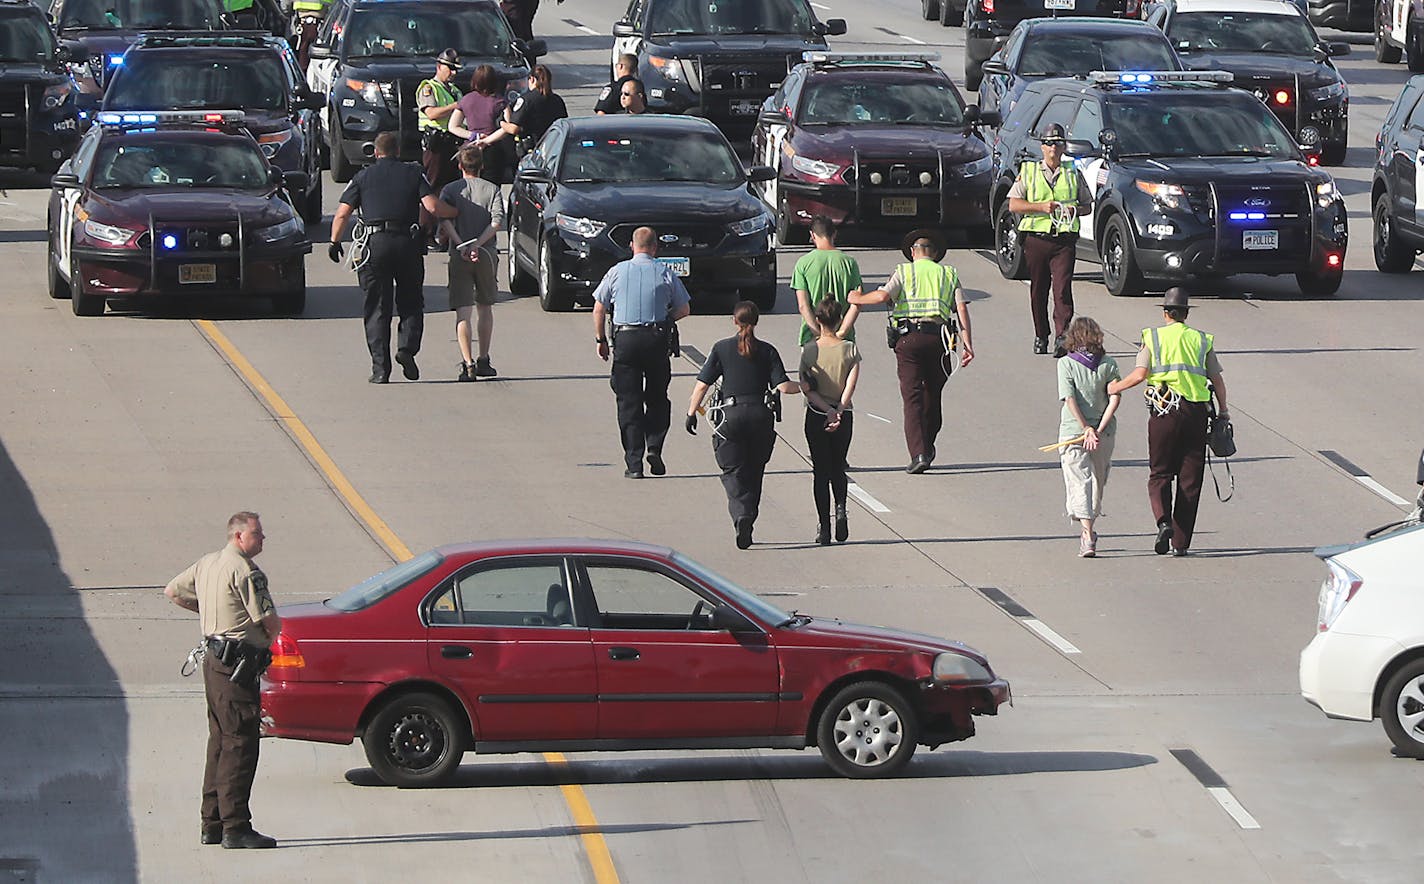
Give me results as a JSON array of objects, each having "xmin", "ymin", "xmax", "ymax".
[
  {"xmin": 607, "ymin": 647, "xmax": 640, "ymax": 661},
  {"xmin": 440, "ymin": 645, "xmax": 473, "ymax": 659}
]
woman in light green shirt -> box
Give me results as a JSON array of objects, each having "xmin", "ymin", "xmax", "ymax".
[{"xmin": 1057, "ymin": 317, "xmax": 1122, "ymax": 557}]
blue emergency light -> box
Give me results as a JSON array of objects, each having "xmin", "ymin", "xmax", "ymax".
[
  {"xmin": 1119, "ymin": 73, "xmax": 1153, "ymax": 84},
  {"xmin": 161, "ymin": 234, "xmax": 178, "ymax": 250},
  {"xmin": 1227, "ymin": 211, "xmax": 1266, "ymax": 222},
  {"xmin": 109, "ymin": 55, "xmax": 125, "ymax": 66}
]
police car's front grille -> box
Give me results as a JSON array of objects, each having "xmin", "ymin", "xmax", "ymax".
[
  {"xmin": 845, "ymin": 158, "xmax": 939, "ymax": 189},
  {"xmin": 697, "ymin": 54, "xmax": 789, "ymax": 97},
  {"xmin": 608, "ymin": 222, "xmax": 725, "ymax": 253},
  {"xmin": 1212, "ymin": 182, "xmax": 1312, "ymax": 268},
  {"xmin": 0, "ymin": 83, "xmax": 29, "ymax": 155}
]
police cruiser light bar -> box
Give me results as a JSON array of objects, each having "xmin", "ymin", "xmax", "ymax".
[
  {"xmin": 95, "ymin": 110, "xmax": 246, "ymax": 126},
  {"xmin": 1087, "ymin": 70, "xmax": 1233, "ymax": 85},
  {"xmin": 802, "ymin": 51, "xmax": 941, "ymax": 65}
]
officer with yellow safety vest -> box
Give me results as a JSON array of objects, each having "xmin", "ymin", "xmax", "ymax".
[
  {"xmin": 1108, "ymin": 288, "xmax": 1228, "ymax": 557},
  {"xmin": 417, "ymin": 49, "xmax": 465, "ymax": 233},
  {"xmin": 288, "ymin": 0, "xmax": 331, "ymax": 71},
  {"xmin": 850, "ymin": 229, "xmax": 974, "ymax": 474},
  {"xmin": 1008, "ymin": 123, "xmax": 1093, "ymax": 358}
]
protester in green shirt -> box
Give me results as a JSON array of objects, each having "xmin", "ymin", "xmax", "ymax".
[{"xmin": 791, "ymin": 215, "xmax": 861, "ymax": 346}]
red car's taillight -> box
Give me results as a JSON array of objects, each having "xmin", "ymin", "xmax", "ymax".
[{"xmin": 268, "ymin": 632, "xmax": 305, "ymax": 670}]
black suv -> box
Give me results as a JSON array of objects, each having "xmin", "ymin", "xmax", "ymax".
[
  {"xmin": 305, "ymin": 0, "xmax": 543, "ymax": 182},
  {"xmin": 1148, "ymin": 0, "xmax": 1351, "ymax": 165},
  {"xmin": 610, "ymin": 0, "xmax": 846, "ymax": 139},
  {"xmin": 0, "ymin": 0, "xmax": 80, "ymax": 172},
  {"xmin": 1370, "ymin": 74, "xmax": 1424, "ymax": 273},
  {"xmin": 101, "ymin": 33, "xmax": 325, "ymax": 221},
  {"xmin": 48, "ymin": 0, "xmax": 226, "ymax": 101},
  {"xmin": 990, "ymin": 71, "xmax": 1349, "ymax": 296}
]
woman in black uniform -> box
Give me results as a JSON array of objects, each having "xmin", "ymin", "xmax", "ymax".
[{"xmin": 687, "ymin": 302, "xmax": 801, "ymax": 549}]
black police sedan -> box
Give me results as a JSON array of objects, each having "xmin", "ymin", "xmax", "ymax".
[
  {"xmin": 978, "ymin": 18, "xmax": 1180, "ymax": 120},
  {"xmin": 101, "ymin": 33, "xmax": 326, "ymax": 222},
  {"xmin": 48, "ymin": 0, "xmax": 226, "ymax": 102},
  {"xmin": 305, "ymin": 0, "xmax": 543, "ymax": 182},
  {"xmin": 750, "ymin": 52, "xmax": 996, "ymax": 246},
  {"xmin": 507, "ymin": 115, "xmax": 776, "ymax": 312},
  {"xmin": 1148, "ymin": 0, "xmax": 1351, "ymax": 164},
  {"xmin": 0, "ymin": 0, "xmax": 81, "ymax": 172},
  {"xmin": 991, "ymin": 71, "xmax": 1348, "ymax": 296},
  {"xmin": 46, "ymin": 111, "xmax": 311, "ymax": 316},
  {"xmin": 1371, "ymin": 75, "xmax": 1424, "ymax": 272},
  {"xmin": 610, "ymin": 0, "xmax": 845, "ymax": 139}
]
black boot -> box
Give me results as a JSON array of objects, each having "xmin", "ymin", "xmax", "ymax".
[
  {"xmin": 735, "ymin": 518, "xmax": 753, "ymax": 549},
  {"xmin": 834, "ymin": 504, "xmax": 848, "ymax": 543},
  {"xmin": 815, "ymin": 518, "xmax": 831, "ymax": 546}
]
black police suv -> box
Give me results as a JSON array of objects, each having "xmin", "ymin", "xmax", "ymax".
[
  {"xmin": 1370, "ymin": 74, "xmax": 1424, "ymax": 272},
  {"xmin": 610, "ymin": 0, "xmax": 846, "ymax": 139},
  {"xmin": 750, "ymin": 52, "xmax": 997, "ymax": 246},
  {"xmin": 46, "ymin": 110, "xmax": 311, "ymax": 316},
  {"xmin": 0, "ymin": 0, "xmax": 81, "ymax": 172},
  {"xmin": 507, "ymin": 115, "xmax": 777, "ymax": 312},
  {"xmin": 101, "ymin": 33, "xmax": 325, "ymax": 222},
  {"xmin": 979, "ymin": 18, "xmax": 1180, "ymax": 120},
  {"xmin": 1149, "ymin": 0, "xmax": 1350, "ymax": 165},
  {"xmin": 928, "ymin": 0, "xmax": 1141, "ymax": 91},
  {"xmin": 1374, "ymin": 0, "xmax": 1424, "ymax": 69},
  {"xmin": 990, "ymin": 71, "xmax": 1349, "ymax": 296},
  {"xmin": 305, "ymin": 0, "xmax": 543, "ymax": 182},
  {"xmin": 48, "ymin": 0, "xmax": 226, "ymax": 101}
]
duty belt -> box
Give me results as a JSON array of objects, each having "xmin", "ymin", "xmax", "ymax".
[
  {"xmin": 614, "ymin": 322, "xmax": 663, "ymax": 332},
  {"xmin": 368, "ymin": 221, "xmax": 419, "ymax": 234},
  {"xmin": 720, "ymin": 395, "xmax": 770, "ymax": 407},
  {"xmin": 903, "ymin": 319, "xmax": 946, "ymax": 333}
]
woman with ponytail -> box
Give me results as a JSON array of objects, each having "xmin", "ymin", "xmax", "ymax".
[{"xmin": 687, "ymin": 301, "xmax": 801, "ymax": 549}]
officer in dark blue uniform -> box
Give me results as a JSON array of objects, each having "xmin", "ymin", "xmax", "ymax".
[
  {"xmin": 329, "ymin": 132, "xmax": 457, "ymax": 383},
  {"xmin": 592, "ymin": 226, "xmax": 691, "ymax": 478}
]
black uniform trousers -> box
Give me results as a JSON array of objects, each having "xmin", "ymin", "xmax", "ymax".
[
  {"xmin": 1147, "ymin": 400, "xmax": 1209, "ymax": 551},
  {"xmin": 894, "ymin": 328, "xmax": 950, "ymax": 461},
  {"xmin": 200, "ymin": 653, "xmax": 261, "ymax": 833},
  {"xmin": 714, "ymin": 402, "xmax": 777, "ymax": 528},
  {"xmin": 501, "ymin": 0, "xmax": 540, "ymax": 40},
  {"xmin": 804, "ymin": 408, "xmax": 853, "ymax": 520},
  {"xmin": 610, "ymin": 326, "xmax": 672, "ymax": 471},
  {"xmin": 1022, "ymin": 231, "xmax": 1077, "ymax": 341},
  {"xmin": 359, "ymin": 231, "xmax": 425, "ymax": 379}
]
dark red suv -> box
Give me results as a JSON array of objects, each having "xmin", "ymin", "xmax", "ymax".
[{"xmin": 261, "ymin": 540, "xmax": 1011, "ymax": 786}]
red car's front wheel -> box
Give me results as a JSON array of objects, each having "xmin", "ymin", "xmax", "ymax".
[{"xmin": 816, "ymin": 682, "xmax": 919, "ymax": 778}]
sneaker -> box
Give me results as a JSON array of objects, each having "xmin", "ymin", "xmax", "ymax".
[
  {"xmin": 457, "ymin": 362, "xmax": 475, "ymax": 382},
  {"xmin": 474, "ymin": 356, "xmax": 497, "ymax": 378},
  {"xmin": 834, "ymin": 504, "xmax": 848, "ymax": 543},
  {"xmin": 1079, "ymin": 532, "xmax": 1096, "ymax": 558},
  {"xmin": 395, "ymin": 350, "xmax": 419, "ymax": 381},
  {"xmin": 1154, "ymin": 521, "xmax": 1173, "ymax": 556}
]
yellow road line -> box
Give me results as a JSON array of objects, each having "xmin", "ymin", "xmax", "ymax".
[{"xmin": 194, "ymin": 318, "xmax": 620, "ymax": 883}]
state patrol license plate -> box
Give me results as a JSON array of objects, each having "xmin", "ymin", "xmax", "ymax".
[
  {"xmin": 657, "ymin": 256, "xmax": 690, "ymax": 276},
  {"xmin": 882, "ymin": 197, "xmax": 918, "ymax": 216},
  {"xmin": 730, "ymin": 100, "xmax": 760, "ymax": 116},
  {"xmin": 1044, "ymin": 0, "xmax": 1075, "ymax": 8},
  {"xmin": 179, "ymin": 263, "xmax": 217, "ymax": 284},
  {"xmin": 1242, "ymin": 230, "xmax": 1279, "ymax": 250}
]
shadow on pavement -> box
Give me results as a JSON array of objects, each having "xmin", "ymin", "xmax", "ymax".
[
  {"xmin": 343, "ymin": 748, "xmax": 1156, "ymax": 789},
  {"xmin": 278, "ymin": 818, "xmax": 754, "ymax": 848},
  {"xmin": 0, "ymin": 438, "xmax": 135, "ymax": 879}
]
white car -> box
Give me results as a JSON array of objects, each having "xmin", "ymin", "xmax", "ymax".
[{"xmin": 1300, "ymin": 457, "xmax": 1424, "ymax": 756}]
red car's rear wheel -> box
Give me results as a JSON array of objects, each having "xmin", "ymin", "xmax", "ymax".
[{"xmin": 362, "ymin": 692, "xmax": 465, "ymax": 787}]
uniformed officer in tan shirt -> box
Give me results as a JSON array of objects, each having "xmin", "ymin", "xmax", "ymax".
[{"xmin": 164, "ymin": 511, "xmax": 281, "ymax": 849}]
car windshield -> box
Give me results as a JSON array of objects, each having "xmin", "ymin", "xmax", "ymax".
[
  {"xmin": 1108, "ymin": 94, "xmax": 1299, "ymax": 158},
  {"xmin": 344, "ymin": 9, "xmax": 513, "ymax": 59},
  {"xmin": 0, "ymin": 12, "xmax": 57, "ymax": 61},
  {"xmin": 60, "ymin": 0, "xmax": 220, "ymax": 30},
  {"xmin": 669, "ymin": 552, "xmax": 790, "ymax": 627},
  {"xmin": 800, "ymin": 79, "xmax": 964, "ymax": 125},
  {"xmin": 327, "ymin": 550, "xmax": 446, "ymax": 612},
  {"xmin": 559, "ymin": 129, "xmax": 743, "ymax": 183},
  {"xmin": 1170, "ymin": 12, "xmax": 1318, "ymax": 56},
  {"xmin": 1018, "ymin": 33, "xmax": 1178, "ymax": 76},
  {"xmin": 93, "ymin": 138, "xmax": 272, "ymax": 189},
  {"xmin": 648, "ymin": 0, "xmax": 817, "ymax": 37},
  {"xmin": 106, "ymin": 57, "xmax": 288, "ymax": 111}
]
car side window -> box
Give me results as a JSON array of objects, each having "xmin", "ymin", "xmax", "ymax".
[
  {"xmin": 70, "ymin": 128, "xmax": 100, "ymax": 180},
  {"xmin": 441, "ymin": 560, "xmax": 575, "ymax": 627},
  {"xmin": 584, "ymin": 563, "xmax": 714, "ymax": 630},
  {"xmin": 1002, "ymin": 26, "xmax": 1025, "ymax": 69},
  {"xmin": 782, "ymin": 71, "xmax": 804, "ymax": 116},
  {"xmin": 1405, "ymin": 95, "xmax": 1424, "ymax": 132},
  {"xmin": 1033, "ymin": 95, "xmax": 1080, "ymax": 139},
  {"xmin": 1067, "ymin": 99, "xmax": 1102, "ymax": 145},
  {"xmin": 627, "ymin": 0, "xmax": 646, "ymax": 30},
  {"xmin": 1383, "ymin": 82, "xmax": 1424, "ymax": 134}
]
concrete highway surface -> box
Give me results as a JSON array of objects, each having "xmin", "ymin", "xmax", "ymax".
[{"xmin": 2, "ymin": 0, "xmax": 1421, "ymax": 880}]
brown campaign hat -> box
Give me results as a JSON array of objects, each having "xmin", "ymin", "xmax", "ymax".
[
  {"xmin": 1160, "ymin": 287, "xmax": 1191, "ymax": 309},
  {"xmin": 900, "ymin": 227, "xmax": 946, "ymax": 261},
  {"xmin": 1040, "ymin": 123, "xmax": 1067, "ymax": 144},
  {"xmin": 436, "ymin": 48, "xmax": 462, "ymax": 71}
]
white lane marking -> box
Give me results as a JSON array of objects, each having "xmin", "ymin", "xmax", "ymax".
[
  {"xmin": 862, "ymin": 411, "xmax": 892, "ymax": 424},
  {"xmin": 898, "ymin": 33, "xmax": 928, "ymax": 44},
  {"xmin": 1022, "ymin": 618, "xmax": 1082, "ymax": 654},
  {"xmin": 846, "ymin": 481, "xmax": 891, "ymax": 513},
  {"xmin": 1356, "ymin": 476, "xmax": 1411, "ymax": 506},
  {"xmin": 1206, "ymin": 786, "xmax": 1262, "ymax": 830}
]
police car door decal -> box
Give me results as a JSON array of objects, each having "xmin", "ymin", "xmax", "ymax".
[
  {"xmin": 1073, "ymin": 156, "xmax": 1106, "ymax": 246},
  {"xmin": 1394, "ymin": 0, "xmax": 1409, "ymax": 44},
  {"xmin": 764, "ymin": 117, "xmax": 789, "ymax": 209},
  {"xmin": 58, "ymin": 187, "xmax": 83, "ymax": 279}
]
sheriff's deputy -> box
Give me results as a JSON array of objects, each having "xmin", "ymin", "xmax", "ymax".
[
  {"xmin": 164, "ymin": 512, "xmax": 281, "ymax": 849},
  {"xmin": 417, "ymin": 49, "xmax": 465, "ymax": 232}
]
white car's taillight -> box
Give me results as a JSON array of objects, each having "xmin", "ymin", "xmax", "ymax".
[{"xmin": 1317, "ymin": 559, "xmax": 1362, "ymax": 632}]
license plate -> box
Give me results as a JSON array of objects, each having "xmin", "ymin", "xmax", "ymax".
[
  {"xmin": 179, "ymin": 263, "xmax": 217, "ymax": 284},
  {"xmin": 882, "ymin": 197, "xmax": 918, "ymax": 216},
  {"xmin": 1242, "ymin": 230, "xmax": 1279, "ymax": 250},
  {"xmin": 730, "ymin": 100, "xmax": 759, "ymax": 116},
  {"xmin": 657, "ymin": 256, "xmax": 690, "ymax": 277},
  {"xmin": 1044, "ymin": 0, "xmax": 1075, "ymax": 8}
]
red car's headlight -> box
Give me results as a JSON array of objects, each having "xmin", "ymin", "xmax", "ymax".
[
  {"xmin": 83, "ymin": 218, "xmax": 142, "ymax": 247},
  {"xmin": 933, "ymin": 652, "xmax": 992, "ymax": 683}
]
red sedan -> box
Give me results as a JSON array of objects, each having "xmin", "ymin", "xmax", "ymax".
[{"xmin": 261, "ymin": 540, "xmax": 1010, "ymax": 785}]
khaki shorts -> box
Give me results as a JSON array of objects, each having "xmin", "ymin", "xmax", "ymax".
[{"xmin": 448, "ymin": 248, "xmax": 497, "ymax": 308}]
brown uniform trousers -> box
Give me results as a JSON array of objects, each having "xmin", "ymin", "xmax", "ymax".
[
  {"xmin": 1022, "ymin": 231, "xmax": 1076, "ymax": 341},
  {"xmin": 419, "ymin": 132, "xmax": 461, "ymax": 232},
  {"xmin": 894, "ymin": 327, "xmax": 950, "ymax": 461},
  {"xmin": 1147, "ymin": 400, "xmax": 1209, "ymax": 552},
  {"xmin": 201, "ymin": 650, "xmax": 262, "ymax": 833}
]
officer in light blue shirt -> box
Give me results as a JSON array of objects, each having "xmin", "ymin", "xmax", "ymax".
[{"xmin": 592, "ymin": 226, "xmax": 692, "ymax": 478}]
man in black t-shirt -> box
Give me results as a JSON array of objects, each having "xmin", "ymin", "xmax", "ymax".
[{"xmin": 594, "ymin": 54, "xmax": 637, "ymax": 115}]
